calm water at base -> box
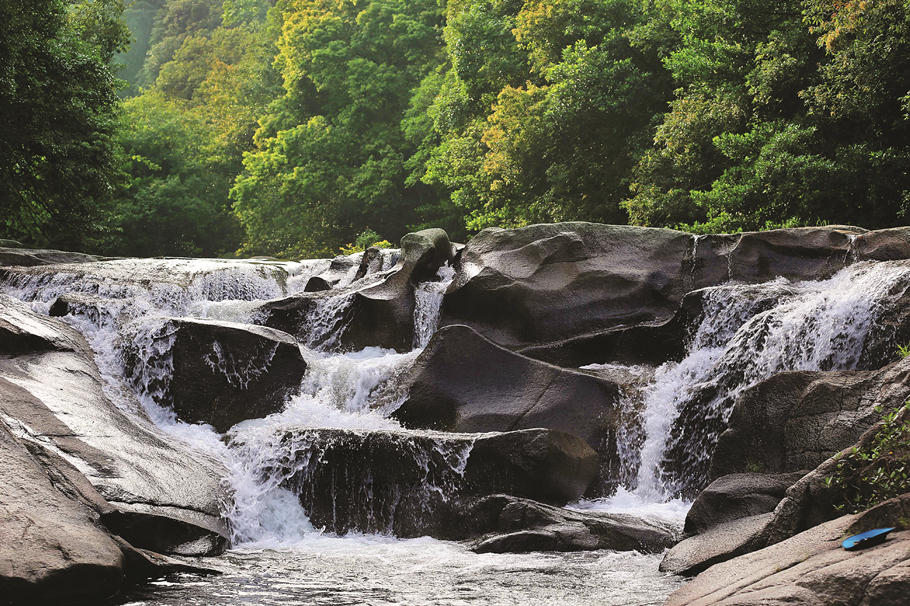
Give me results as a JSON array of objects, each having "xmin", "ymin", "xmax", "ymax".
[{"xmin": 110, "ymin": 538, "xmax": 684, "ymax": 606}]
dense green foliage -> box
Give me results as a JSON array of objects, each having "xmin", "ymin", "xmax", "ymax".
[
  {"xmin": 6, "ymin": 0, "xmax": 910, "ymax": 256},
  {"xmin": 0, "ymin": 0, "xmax": 129, "ymax": 249},
  {"xmin": 826, "ymin": 403, "xmax": 910, "ymax": 514}
]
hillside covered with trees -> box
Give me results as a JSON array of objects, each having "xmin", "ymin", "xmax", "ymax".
[{"xmin": 3, "ymin": 0, "xmax": 910, "ymax": 258}]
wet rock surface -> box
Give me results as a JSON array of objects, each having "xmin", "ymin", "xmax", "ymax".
[
  {"xmin": 122, "ymin": 318, "xmax": 306, "ymax": 433},
  {"xmin": 258, "ymin": 229, "xmax": 452, "ymax": 351},
  {"xmin": 0, "ymin": 295, "xmax": 230, "ymax": 602},
  {"xmin": 391, "ymin": 324, "xmax": 620, "ymax": 494},
  {"xmin": 7, "ymin": 224, "xmax": 910, "ymax": 605},
  {"xmin": 0, "ymin": 246, "xmax": 109, "ymax": 267},
  {"xmin": 660, "ymin": 513, "xmax": 774, "ymax": 577},
  {"xmin": 458, "ymin": 495, "xmax": 678, "ymax": 554},
  {"xmin": 683, "ymin": 472, "xmax": 807, "ymax": 535},
  {"xmin": 709, "ymin": 360, "xmax": 910, "ymax": 482},
  {"xmin": 239, "ymin": 427, "xmax": 598, "ymax": 538},
  {"xmin": 439, "ymin": 224, "xmax": 878, "ymax": 362}
]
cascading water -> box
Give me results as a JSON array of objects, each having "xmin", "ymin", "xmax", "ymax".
[
  {"xmin": 631, "ymin": 261, "xmax": 910, "ymax": 500},
  {"xmin": 412, "ymin": 265, "xmax": 456, "ymax": 349},
  {"xmin": 28, "ymin": 252, "xmax": 910, "ymax": 603}
]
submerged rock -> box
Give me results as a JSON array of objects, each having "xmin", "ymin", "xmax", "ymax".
[
  {"xmin": 459, "ymin": 495, "xmax": 678, "ymax": 554},
  {"xmin": 391, "ymin": 324, "xmax": 620, "ymax": 494},
  {"xmin": 122, "ymin": 317, "xmax": 306, "ymax": 433},
  {"xmin": 233, "ymin": 427, "xmax": 597, "ymax": 538}
]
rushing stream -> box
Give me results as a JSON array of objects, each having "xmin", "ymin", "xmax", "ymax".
[{"xmin": 4, "ymin": 253, "xmax": 910, "ymax": 605}]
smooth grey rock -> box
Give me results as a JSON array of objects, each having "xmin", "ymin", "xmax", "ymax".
[
  {"xmin": 441, "ymin": 223, "xmax": 697, "ymax": 353},
  {"xmin": 715, "ymin": 225, "xmax": 866, "ymax": 283},
  {"xmin": 0, "ymin": 418, "xmax": 125, "ymax": 604},
  {"xmin": 0, "ymin": 247, "xmax": 106, "ymax": 267},
  {"xmin": 439, "ymin": 224, "xmax": 876, "ymax": 364},
  {"xmin": 463, "ymin": 495, "xmax": 678, "ymax": 554},
  {"xmin": 665, "ymin": 499, "xmax": 910, "ymax": 606},
  {"xmin": 852, "ymin": 226, "xmax": 910, "ymax": 261},
  {"xmin": 684, "ymin": 472, "xmax": 807, "ymax": 535},
  {"xmin": 391, "ymin": 324, "xmax": 619, "ymax": 494},
  {"xmin": 259, "ymin": 230, "xmax": 452, "ymax": 352},
  {"xmin": 660, "ymin": 513, "xmax": 773, "ymax": 576},
  {"xmin": 304, "ymin": 253, "xmax": 360, "ymax": 291},
  {"xmin": 232, "ymin": 427, "xmax": 597, "ymax": 537},
  {"xmin": 1, "ymin": 294, "xmax": 86, "ymax": 354},
  {"xmin": 122, "ymin": 317, "xmax": 306, "ymax": 433},
  {"xmin": 0, "ymin": 298, "xmax": 230, "ymax": 555}
]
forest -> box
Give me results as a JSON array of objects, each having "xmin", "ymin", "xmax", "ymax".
[{"xmin": 3, "ymin": 0, "xmax": 910, "ymax": 258}]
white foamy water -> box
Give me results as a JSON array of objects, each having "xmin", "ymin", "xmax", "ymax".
[
  {"xmin": 634, "ymin": 261, "xmax": 910, "ymax": 499},
  {"xmin": 413, "ymin": 264, "xmax": 456, "ymax": 349}
]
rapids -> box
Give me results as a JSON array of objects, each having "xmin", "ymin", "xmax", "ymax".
[{"xmin": 4, "ymin": 252, "xmax": 910, "ymax": 605}]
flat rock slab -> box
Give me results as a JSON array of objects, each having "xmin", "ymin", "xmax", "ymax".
[
  {"xmin": 0, "ymin": 418, "xmax": 125, "ymax": 604},
  {"xmin": 666, "ymin": 499, "xmax": 910, "ymax": 606},
  {"xmin": 660, "ymin": 513, "xmax": 774, "ymax": 576},
  {"xmin": 0, "ymin": 297, "xmax": 230, "ymax": 556}
]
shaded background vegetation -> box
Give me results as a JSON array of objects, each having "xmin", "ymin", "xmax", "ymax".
[{"xmin": 3, "ymin": 0, "xmax": 910, "ymax": 258}]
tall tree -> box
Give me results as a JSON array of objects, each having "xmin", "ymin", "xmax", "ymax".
[
  {"xmin": 0, "ymin": 0, "xmax": 129, "ymax": 249},
  {"xmin": 231, "ymin": 0, "xmax": 447, "ymax": 257},
  {"xmin": 423, "ymin": 0, "xmax": 672, "ymax": 231}
]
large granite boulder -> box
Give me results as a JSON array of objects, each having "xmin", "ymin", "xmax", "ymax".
[
  {"xmin": 660, "ymin": 513, "xmax": 774, "ymax": 577},
  {"xmin": 440, "ymin": 223, "xmax": 698, "ymax": 353},
  {"xmin": 234, "ymin": 427, "xmax": 597, "ymax": 537},
  {"xmin": 658, "ymin": 473, "xmax": 806, "ymax": 576},
  {"xmin": 458, "ymin": 494, "xmax": 678, "ymax": 554},
  {"xmin": 439, "ymin": 224, "xmax": 875, "ymax": 363},
  {"xmin": 665, "ymin": 496, "xmax": 910, "ymax": 606},
  {"xmin": 258, "ymin": 229, "xmax": 454, "ymax": 352},
  {"xmin": 122, "ymin": 318, "xmax": 306, "ymax": 432},
  {"xmin": 0, "ymin": 297, "xmax": 230, "ymax": 557},
  {"xmin": 391, "ymin": 324, "xmax": 620, "ymax": 494},
  {"xmin": 667, "ymin": 356, "xmax": 910, "ymax": 575},
  {"xmin": 709, "ymin": 357, "xmax": 910, "ymax": 483}
]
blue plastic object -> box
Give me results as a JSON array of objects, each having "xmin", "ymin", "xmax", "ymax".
[{"xmin": 842, "ymin": 527, "xmax": 896, "ymax": 551}]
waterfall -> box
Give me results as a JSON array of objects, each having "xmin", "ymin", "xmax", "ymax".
[
  {"xmin": 412, "ymin": 264, "xmax": 456, "ymax": 349},
  {"xmin": 7, "ymin": 250, "xmax": 910, "ymax": 549},
  {"xmin": 634, "ymin": 261, "xmax": 910, "ymax": 499}
]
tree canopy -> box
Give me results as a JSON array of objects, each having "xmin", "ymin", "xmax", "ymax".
[{"xmin": 7, "ymin": 0, "xmax": 910, "ymax": 256}]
